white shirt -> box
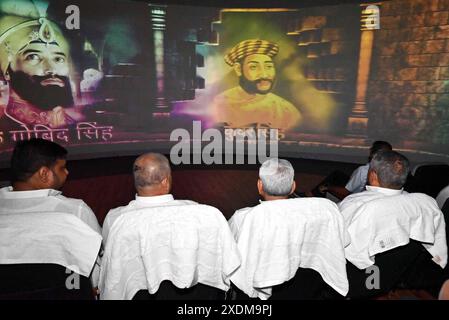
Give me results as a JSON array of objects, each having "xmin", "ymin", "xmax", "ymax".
[
  {"xmin": 339, "ymin": 187, "xmax": 447, "ymax": 270},
  {"xmin": 99, "ymin": 203, "xmax": 241, "ymax": 300},
  {"xmin": 0, "ymin": 186, "xmax": 101, "ymax": 234},
  {"xmin": 339, "ymin": 185, "xmax": 404, "ymax": 226},
  {"xmin": 436, "ymin": 185, "xmax": 449, "ymax": 209},
  {"xmin": 229, "ymin": 198, "xmax": 349, "ymax": 299},
  {"xmin": 102, "ymin": 194, "xmax": 196, "ymax": 245},
  {"xmin": 345, "ymin": 163, "xmax": 370, "ymax": 193}
]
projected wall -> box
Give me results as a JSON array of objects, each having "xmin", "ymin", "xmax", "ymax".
[{"xmin": 0, "ymin": 0, "xmax": 448, "ymax": 164}]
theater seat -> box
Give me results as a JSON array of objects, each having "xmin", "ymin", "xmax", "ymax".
[
  {"xmin": 229, "ymin": 198, "xmax": 349, "ymax": 300},
  {"xmin": 0, "ymin": 263, "xmax": 94, "ymax": 300},
  {"xmin": 400, "ymin": 195, "xmax": 449, "ymax": 295},
  {"xmin": 99, "ymin": 204, "xmax": 240, "ymax": 300},
  {"xmin": 132, "ymin": 280, "xmax": 226, "ymax": 300},
  {"xmin": 346, "ymin": 240, "xmax": 424, "ymax": 299},
  {"xmin": 270, "ymin": 268, "xmax": 342, "ymax": 300},
  {"xmin": 405, "ymin": 163, "xmax": 449, "ymax": 198},
  {"xmin": 231, "ymin": 268, "xmax": 342, "ymax": 300},
  {"xmin": 0, "ymin": 211, "xmax": 102, "ymax": 300}
]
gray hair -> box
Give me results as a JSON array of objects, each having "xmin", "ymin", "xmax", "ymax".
[
  {"xmin": 133, "ymin": 153, "xmax": 171, "ymax": 189},
  {"xmin": 369, "ymin": 150, "xmax": 410, "ymax": 189},
  {"xmin": 259, "ymin": 158, "xmax": 295, "ymax": 196}
]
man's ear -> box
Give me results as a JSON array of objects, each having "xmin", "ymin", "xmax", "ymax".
[
  {"xmin": 289, "ymin": 181, "xmax": 296, "ymax": 195},
  {"xmin": 36, "ymin": 166, "xmax": 51, "ymax": 185},
  {"xmin": 162, "ymin": 177, "xmax": 170, "ymax": 191},
  {"xmin": 257, "ymin": 179, "xmax": 264, "ymax": 196},
  {"xmin": 233, "ymin": 62, "xmax": 242, "ymax": 77},
  {"xmin": 368, "ymin": 169, "xmax": 379, "ymax": 187}
]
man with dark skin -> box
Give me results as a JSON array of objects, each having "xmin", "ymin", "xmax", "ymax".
[{"xmin": 0, "ymin": 138, "xmax": 100, "ymax": 233}]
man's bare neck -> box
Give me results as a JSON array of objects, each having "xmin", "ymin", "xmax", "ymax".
[
  {"xmin": 11, "ymin": 181, "xmax": 40, "ymax": 192},
  {"xmin": 262, "ymin": 195, "xmax": 289, "ymax": 201}
]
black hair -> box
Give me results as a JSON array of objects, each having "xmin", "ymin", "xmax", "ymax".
[
  {"xmin": 369, "ymin": 140, "xmax": 393, "ymax": 161},
  {"xmin": 10, "ymin": 138, "xmax": 67, "ymax": 183}
]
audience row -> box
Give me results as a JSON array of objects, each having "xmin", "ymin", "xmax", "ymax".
[{"xmin": 0, "ymin": 138, "xmax": 448, "ymax": 300}]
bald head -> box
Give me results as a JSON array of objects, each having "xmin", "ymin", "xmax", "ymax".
[{"xmin": 133, "ymin": 153, "xmax": 172, "ymax": 195}]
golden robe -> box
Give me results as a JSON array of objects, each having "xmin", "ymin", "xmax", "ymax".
[{"xmin": 212, "ymin": 86, "xmax": 301, "ymax": 130}]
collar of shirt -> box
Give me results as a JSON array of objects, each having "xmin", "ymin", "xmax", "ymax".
[
  {"xmin": 0, "ymin": 186, "xmax": 61, "ymax": 199},
  {"xmin": 365, "ymin": 185, "xmax": 403, "ymax": 196},
  {"xmin": 135, "ymin": 193, "xmax": 175, "ymax": 205}
]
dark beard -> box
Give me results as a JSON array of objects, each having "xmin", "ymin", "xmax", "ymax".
[
  {"xmin": 239, "ymin": 75, "xmax": 274, "ymax": 95},
  {"xmin": 7, "ymin": 68, "xmax": 74, "ymax": 110}
]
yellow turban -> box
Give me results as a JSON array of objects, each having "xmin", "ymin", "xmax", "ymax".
[
  {"xmin": 224, "ymin": 39, "xmax": 279, "ymax": 66},
  {"xmin": 0, "ymin": 15, "xmax": 69, "ymax": 75}
]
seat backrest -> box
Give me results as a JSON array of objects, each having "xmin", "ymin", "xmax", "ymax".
[
  {"xmin": 436, "ymin": 185, "xmax": 449, "ymax": 210},
  {"xmin": 0, "ymin": 263, "xmax": 94, "ymax": 300},
  {"xmin": 346, "ymin": 240, "xmax": 424, "ymax": 299},
  {"xmin": 132, "ymin": 281, "xmax": 225, "ymax": 300},
  {"xmin": 270, "ymin": 267, "xmax": 342, "ymax": 300},
  {"xmin": 99, "ymin": 204, "xmax": 240, "ymax": 300},
  {"xmin": 406, "ymin": 163, "xmax": 449, "ymax": 198},
  {"xmin": 229, "ymin": 198, "xmax": 349, "ymax": 299}
]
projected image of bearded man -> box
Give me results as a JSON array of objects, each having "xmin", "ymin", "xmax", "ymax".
[
  {"xmin": 0, "ymin": 16, "xmax": 82, "ymax": 128},
  {"xmin": 212, "ymin": 39, "xmax": 302, "ymax": 130}
]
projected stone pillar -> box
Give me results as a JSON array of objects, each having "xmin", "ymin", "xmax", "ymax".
[
  {"xmin": 150, "ymin": 5, "xmax": 170, "ymax": 117},
  {"xmin": 347, "ymin": 4, "xmax": 380, "ymax": 138}
]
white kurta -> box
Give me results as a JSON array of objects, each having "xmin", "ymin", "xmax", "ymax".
[
  {"xmin": 99, "ymin": 203, "xmax": 241, "ymax": 300},
  {"xmin": 339, "ymin": 186, "xmax": 447, "ymax": 270},
  {"xmin": 0, "ymin": 211, "xmax": 102, "ymax": 277},
  {"xmin": 0, "ymin": 186, "xmax": 101, "ymax": 234},
  {"xmin": 102, "ymin": 194, "xmax": 195, "ymax": 245},
  {"xmin": 229, "ymin": 198, "xmax": 350, "ymax": 300}
]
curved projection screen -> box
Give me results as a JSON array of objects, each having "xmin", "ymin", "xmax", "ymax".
[{"xmin": 0, "ymin": 0, "xmax": 448, "ymax": 166}]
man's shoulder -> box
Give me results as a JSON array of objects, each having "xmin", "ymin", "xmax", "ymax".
[
  {"xmin": 213, "ymin": 87, "xmax": 243, "ymax": 103},
  {"xmin": 172, "ymin": 199, "xmax": 198, "ymax": 206},
  {"xmin": 339, "ymin": 191, "xmax": 376, "ymax": 208},
  {"xmin": 353, "ymin": 163, "xmax": 370, "ymax": 175},
  {"xmin": 230, "ymin": 206, "xmax": 254, "ymax": 221},
  {"xmin": 104, "ymin": 201, "xmax": 136, "ymax": 220},
  {"xmin": 54, "ymin": 194, "xmax": 88, "ymax": 209}
]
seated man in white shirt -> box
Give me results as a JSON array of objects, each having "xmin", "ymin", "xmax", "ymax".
[
  {"xmin": 0, "ymin": 138, "xmax": 102, "ymax": 296},
  {"xmin": 99, "ymin": 153, "xmax": 240, "ymax": 299},
  {"xmin": 338, "ymin": 149, "xmax": 408, "ymax": 225},
  {"xmin": 0, "ymin": 138, "xmax": 101, "ymax": 234},
  {"xmin": 316, "ymin": 140, "xmax": 392, "ymax": 200},
  {"xmin": 229, "ymin": 158, "xmax": 296, "ymax": 238},
  {"xmin": 228, "ymin": 158, "xmax": 349, "ymax": 300},
  {"xmin": 339, "ymin": 150, "xmax": 447, "ymax": 297},
  {"xmin": 101, "ymin": 153, "xmax": 195, "ymax": 245}
]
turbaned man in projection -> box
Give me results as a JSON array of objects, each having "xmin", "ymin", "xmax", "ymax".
[
  {"xmin": 0, "ymin": 12, "xmax": 82, "ymax": 129},
  {"xmin": 212, "ymin": 39, "xmax": 302, "ymax": 131}
]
